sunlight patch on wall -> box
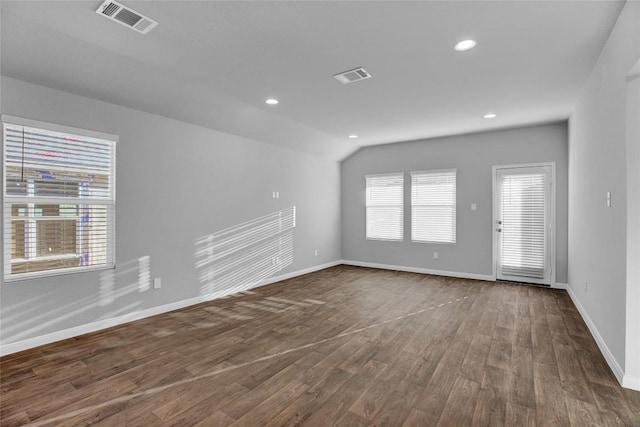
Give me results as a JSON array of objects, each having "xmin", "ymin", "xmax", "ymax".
[
  {"xmin": 194, "ymin": 207, "xmax": 296, "ymax": 299},
  {"xmin": 99, "ymin": 256, "xmax": 151, "ymax": 306},
  {"xmin": 1, "ymin": 256, "xmax": 150, "ymax": 343}
]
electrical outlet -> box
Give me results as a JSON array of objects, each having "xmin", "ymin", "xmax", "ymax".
[
  {"xmin": 584, "ymin": 280, "xmax": 588, "ymax": 293},
  {"xmin": 314, "ymin": 249, "xmax": 318, "ymax": 256},
  {"xmin": 153, "ymin": 278, "xmax": 161, "ymax": 289},
  {"xmin": 433, "ymin": 252, "xmax": 439, "ymax": 260}
]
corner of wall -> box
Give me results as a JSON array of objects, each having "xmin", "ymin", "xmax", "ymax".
[{"xmin": 565, "ymin": 284, "xmax": 625, "ymax": 385}]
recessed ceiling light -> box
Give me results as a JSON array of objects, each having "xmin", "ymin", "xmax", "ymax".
[
  {"xmin": 265, "ymin": 98, "xmax": 279, "ymax": 105},
  {"xmin": 484, "ymin": 113, "xmax": 497, "ymax": 119},
  {"xmin": 348, "ymin": 134, "xmax": 358, "ymax": 139},
  {"xmin": 454, "ymin": 39, "xmax": 477, "ymax": 52}
]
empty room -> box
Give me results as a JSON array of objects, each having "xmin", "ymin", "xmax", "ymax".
[{"xmin": 1, "ymin": 0, "xmax": 639, "ymax": 425}]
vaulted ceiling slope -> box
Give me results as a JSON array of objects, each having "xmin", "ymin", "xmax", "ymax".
[{"xmin": 0, "ymin": 1, "xmax": 625, "ymax": 161}]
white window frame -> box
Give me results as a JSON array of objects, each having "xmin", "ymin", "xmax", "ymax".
[
  {"xmin": 492, "ymin": 162, "xmax": 556, "ymax": 286},
  {"xmin": 411, "ymin": 169, "xmax": 457, "ymax": 244},
  {"xmin": 365, "ymin": 172, "xmax": 404, "ymax": 242},
  {"xmin": 2, "ymin": 115, "xmax": 117, "ymax": 281}
]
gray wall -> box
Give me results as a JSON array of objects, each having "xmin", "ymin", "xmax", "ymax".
[
  {"xmin": 568, "ymin": 1, "xmax": 640, "ymax": 373},
  {"xmin": 0, "ymin": 76, "xmax": 342, "ymax": 347},
  {"xmin": 342, "ymin": 123, "xmax": 568, "ymax": 282}
]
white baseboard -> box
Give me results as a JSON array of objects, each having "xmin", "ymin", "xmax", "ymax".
[
  {"xmin": 623, "ymin": 374, "xmax": 640, "ymax": 391},
  {"xmin": 341, "ymin": 259, "xmax": 494, "ymax": 281},
  {"xmin": 0, "ymin": 260, "xmax": 342, "ymax": 357},
  {"xmin": 565, "ymin": 285, "xmax": 626, "ymax": 386},
  {"xmin": 255, "ymin": 260, "xmax": 342, "ymax": 287},
  {"xmin": 341, "ymin": 262, "xmax": 636, "ymax": 389}
]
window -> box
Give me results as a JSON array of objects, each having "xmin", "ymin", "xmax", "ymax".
[
  {"xmin": 366, "ymin": 173, "xmax": 404, "ymax": 241},
  {"xmin": 3, "ymin": 116, "xmax": 117, "ymax": 281},
  {"xmin": 411, "ymin": 169, "xmax": 456, "ymax": 243}
]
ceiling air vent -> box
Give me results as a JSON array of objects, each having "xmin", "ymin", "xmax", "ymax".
[
  {"xmin": 96, "ymin": 0, "xmax": 158, "ymax": 35},
  {"xmin": 333, "ymin": 67, "xmax": 372, "ymax": 84}
]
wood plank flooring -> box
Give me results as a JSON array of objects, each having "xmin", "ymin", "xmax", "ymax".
[{"xmin": 1, "ymin": 265, "xmax": 639, "ymax": 426}]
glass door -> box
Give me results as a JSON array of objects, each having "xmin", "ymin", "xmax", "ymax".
[{"xmin": 495, "ymin": 165, "xmax": 553, "ymax": 285}]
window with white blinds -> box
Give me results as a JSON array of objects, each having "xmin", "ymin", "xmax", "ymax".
[
  {"xmin": 500, "ymin": 172, "xmax": 546, "ymax": 279},
  {"xmin": 411, "ymin": 170, "xmax": 456, "ymax": 243},
  {"xmin": 366, "ymin": 173, "xmax": 404, "ymax": 241},
  {"xmin": 2, "ymin": 116, "xmax": 117, "ymax": 281}
]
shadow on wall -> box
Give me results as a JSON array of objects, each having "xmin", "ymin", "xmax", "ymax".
[
  {"xmin": 1, "ymin": 256, "xmax": 151, "ymax": 343},
  {"xmin": 194, "ymin": 207, "xmax": 296, "ymax": 299}
]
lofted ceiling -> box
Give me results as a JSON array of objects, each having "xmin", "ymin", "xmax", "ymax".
[{"xmin": 0, "ymin": 1, "xmax": 625, "ymax": 161}]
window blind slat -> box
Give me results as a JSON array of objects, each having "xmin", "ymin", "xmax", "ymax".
[{"xmin": 411, "ymin": 170, "xmax": 456, "ymax": 243}]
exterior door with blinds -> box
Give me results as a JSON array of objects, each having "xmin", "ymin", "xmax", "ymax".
[{"xmin": 495, "ymin": 165, "xmax": 554, "ymax": 285}]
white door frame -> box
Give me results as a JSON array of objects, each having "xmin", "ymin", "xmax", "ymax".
[
  {"xmin": 624, "ymin": 60, "xmax": 640, "ymax": 390},
  {"xmin": 492, "ymin": 162, "xmax": 556, "ymax": 286}
]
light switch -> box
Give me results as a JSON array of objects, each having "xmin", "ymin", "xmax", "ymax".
[{"xmin": 471, "ymin": 203, "xmax": 477, "ymax": 211}]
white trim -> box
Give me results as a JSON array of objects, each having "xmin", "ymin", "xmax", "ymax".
[
  {"xmin": 255, "ymin": 260, "xmax": 341, "ymax": 287},
  {"xmin": 0, "ymin": 260, "xmax": 341, "ymax": 356},
  {"xmin": 1, "ymin": 114, "xmax": 119, "ymax": 142},
  {"xmin": 409, "ymin": 168, "xmax": 457, "ymax": 176},
  {"xmin": 552, "ymin": 282, "xmax": 567, "ymax": 290},
  {"xmin": 625, "ymin": 64, "xmax": 640, "ymax": 392},
  {"xmin": 2, "ymin": 118, "xmax": 117, "ymax": 282},
  {"xmin": 364, "ymin": 172, "xmax": 405, "ymax": 179},
  {"xmin": 623, "ymin": 375, "xmax": 640, "ymax": 391},
  {"xmin": 341, "ymin": 259, "xmax": 494, "ymax": 281},
  {"xmin": 3, "ymin": 263, "xmax": 114, "ymax": 283},
  {"xmin": 565, "ymin": 285, "xmax": 626, "ymax": 386},
  {"xmin": 365, "ymin": 172, "xmax": 404, "ymax": 241},
  {"xmin": 410, "ymin": 169, "xmax": 457, "ymax": 244},
  {"xmin": 365, "ymin": 237, "xmax": 404, "ymax": 243},
  {"xmin": 492, "ymin": 162, "xmax": 556, "ymax": 286}
]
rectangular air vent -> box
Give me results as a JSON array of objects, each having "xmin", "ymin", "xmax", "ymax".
[
  {"xmin": 96, "ymin": 0, "xmax": 158, "ymax": 34},
  {"xmin": 333, "ymin": 67, "xmax": 372, "ymax": 84}
]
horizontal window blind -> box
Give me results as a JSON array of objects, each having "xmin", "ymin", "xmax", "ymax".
[
  {"xmin": 411, "ymin": 170, "xmax": 456, "ymax": 243},
  {"xmin": 3, "ymin": 119, "xmax": 116, "ymax": 280},
  {"xmin": 366, "ymin": 173, "xmax": 403, "ymax": 241},
  {"xmin": 500, "ymin": 173, "xmax": 546, "ymax": 278}
]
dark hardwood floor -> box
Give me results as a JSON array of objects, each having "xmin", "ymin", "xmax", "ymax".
[{"xmin": 1, "ymin": 265, "xmax": 639, "ymax": 426}]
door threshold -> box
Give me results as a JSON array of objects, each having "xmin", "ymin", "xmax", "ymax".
[{"xmin": 496, "ymin": 279, "xmax": 551, "ymax": 288}]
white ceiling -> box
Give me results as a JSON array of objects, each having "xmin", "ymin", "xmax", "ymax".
[{"xmin": 0, "ymin": 1, "xmax": 625, "ymax": 161}]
